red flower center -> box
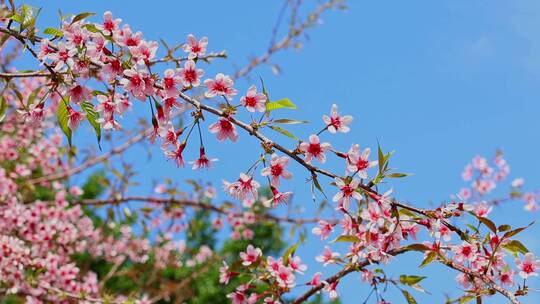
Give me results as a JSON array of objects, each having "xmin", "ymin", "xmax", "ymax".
[{"xmin": 308, "ymin": 143, "xmax": 321, "ymax": 155}]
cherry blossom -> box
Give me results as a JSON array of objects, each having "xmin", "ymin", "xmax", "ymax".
[
  {"xmin": 204, "ymin": 73, "xmax": 237, "ymax": 99},
  {"xmin": 332, "ymin": 177, "xmax": 362, "ymax": 210},
  {"xmin": 261, "ymin": 153, "xmax": 292, "ymax": 186},
  {"xmin": 240, "ymin": 245, "xmax": 262, "ymax": 266},
  {"xmin": 178, "ymin": 60, "xmax": 204, "ymax": 88},
  {"xmin": 346, "ymin": 144, "xmax": 377, "ymax": 178},
  {"xmin": 516, "ymin": 253, "xmax": 540, "ymax": 279},
  {"xmin": 316, "ymin": 246, "xmax": 340, "ymax": 266},
  {"xmin": 183, "ymin": 34, "xmax": 208, "ymax": 59},
  {"xmin": 322, "ymin": 104, "xmax": 353, "ymax": 133},
  {"xmin": 240, "ymin": 85, "xmax": 267, "ymax": 112},
  {"xmin": 299, "ymin": 134, "xmax": 331, "ymax": 164},
  {"xmin": 209, "ymin": 117, "xmax": 238, "ymax": 142}
]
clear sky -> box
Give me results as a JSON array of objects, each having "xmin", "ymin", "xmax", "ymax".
[{"xmin": 20, "ymin": 1, "xmax": 540, "ymax": 303}]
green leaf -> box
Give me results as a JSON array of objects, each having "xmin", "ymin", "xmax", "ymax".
[
  {"xmin": 273, "ymin": 118, "xmax": 309, "ymax": 125},
  {"xmin": 402, "ymin": 243, "xmax": 430, "ymax": 252},
  {"xmin": 0, "ymin": 96, "xmax": 7, "ymax": 122},
  {"xmin": 282, "ymin": 243, "xmax": 300, "ymax": 265},
  {"xmin": 81, "ymin": 101, "xmax": 101, "ymax": 149},
  {"xmin": 458, "ymin": 295, "xmax": 475, "ymax": 304},
  {"xmin": 400, "ymin": 289, "xmax": 418, "ymax": 304},
  {"xmin": 502, "ymin": 240, "xmax": 529, "ymax": 256},
  {"xmin": 419, "ymin": 251, "xmax": 437, "ymax": 268},
  {"xmin": 503, "ymin": 222, "xmax": 534, "ymax": 239},
  {"xmin": 43, "ymin": 27, "xmax": 63, "ymax": 37},
  {"xmin": 475, "ymin": 215, "xmax": 497, "ymax": 233},
  {"xmin": 311, "ymin": 174, "xmax": 327, "ymax": 199},
  {"xmin": 377, "ymin": 142, "xmax": 384, "ymax": 174},
  {"xmin": 57, "ymin": 98, "xmax": 72, "ymax": 146},
  {"xmin": 27, "ymin": 87, "xmax": 41, "ymax": 107},
  {"xmin": 266, "ymin": 98, "xmax": 297, "ymax": 112},
  {"xmin": 466, "ymin": 224, "xmax": 479, "ymax": 234},
  {"xmin": 400, "ymin": 275, "xmax": 427, "ymax": 286},
  {"xmin": 387, "ymin": 172, "xmax": 410, "ymax": 178},
  {"xmin": 268, "ymin": 125, "xmax": 299, "ymax": 140},
  {"xmin": 332, "ymin": 235, "xmax": 360, "ymax": 243},
  {"xmin": 82, "ymin": 23, "xmax": 101, "ymax": 33},
  {"xmin": 71, "ymin": 12, "xmax": 95, "ymax": 24},
  {"xmin": 498, "ymin": 224, "xmax": 512, "ymax": 232}
]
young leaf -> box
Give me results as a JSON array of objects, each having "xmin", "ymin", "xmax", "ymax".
[
  {"xmin": 81, "ymin": 101, "xmax": 101, "ymax": 149},
  {"xmin": 387, "ymin": 172, "xmax": 410, "ymax": 178},
  {"xmin": 43, "ymin": 27, "xmax": 63, "ymax": 37},
  {"xmin": 268, "ymin": 125, "xmax": 299, "ymax": 141},
  {"xmin": 282, "ymin": 242, "xmax": 300, "ymax": 265},
  {"xmin": 400, "ymin": 275, "xmax": 427, "ymax": 286},
  {"xmin": 273, "ymin": 118, "xmax": 309, "ymax": 125},
  {"xmin": 71, "ymin": 12, "xmax": 95, "ymax": 24},
  {"xmin": 475, "ymin": 215, "xmax": 497, "ymax": 233},
  {"xmin": 503, "ymin": 222, "xmax": 534, "ymax": 239},
  {"xmin": 402, "ymin": 243, "xmax": 430, "ymax": 252},
  {"xmin": 400, "ymin": 289, "xmax": 418, "ymax": 304},
  {"xmin": 27, "ymin": 87, "xmax": 42, "ymax": 107},
  {"xmin": 332, "ymin": 235, "xmax": 360, "ymax": 243},
  {"xmin": 57, "ymin": 99, "xmax": 72, "ymax": 146},
  {"xmin": 419, "ymin": 251, "xmax": 437, "ymax": 268},
  {"xmin": 266, "ymin": 98, "xmax": 297, "ymax": 112},
  {"xmin": 502, "ymin": 240, "xmax": 529, "ymax": 256},
  {"xmin": 0, "ymin": 96, "xmax": 7, "ymax": 122}
]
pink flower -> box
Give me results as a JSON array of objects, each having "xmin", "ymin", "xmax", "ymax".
[
  {"xmin": 68, "ymin": 84, "xmax": 91, "ymax": 104},
  {"xmin": 323, "ymin": 281, "xmax": 339, "ymax": 300},
  {"xmin": 121, "ymin": 68, "xmax": 148, "ymax": 101},
  {"xmin": 516, "ymin": 253, "xmax": 540, "ymax": 279},
  {"xmin": 261, "ymin": 154, "xmax": 292, "ymax": 187},
  {"xmin": 312, "ymin": 220, "xmax": 335, "ymax": 240},
  {"xmin": 512, "ymin": 178, "xmax": 525, "ymax": 188},
  {"xmin": 307, "ymin": 272, "xmax": 323, "ymax": 286},
  {"xmin": 224, "ymin": 173, "xmax": 261, "ymax": 201},
  {"xmin": 275, "ymin": 265, "xmax": 296, "ymax": 288},
  {"xmin": 162, "ymin": 69, "xmax": 181, "ymax": 97},
  {"xmin": 322, "ymin": 104, "xmax": 353, "ymax": 133},
  {"xmin": 239, "ymin": 244, "xmax": 262, "ymax": 266},
  {"xmin": 117, "ymin": 25, "xmax": 143, "ymax": 47},
  {"xmin": 204, "ymin": 73, "xmax": 237, "ymax": 99},
  {"xmin": 190, "ymin": 147, "xmax": 218, "ymax": 170},
  {"xmin": 299, "ymin": 134, "xmax": 331, "ymax": 164},
  {"xmin": 332, "ymin": 177, "xmax": 362, "ymax": 210},
  {"xmin": 452, "ymin": 241, "xmax": 478, "ymax": 263},
  {"xmin": 240, "ymin": 85, "xmax": 267, "ymax": 112},
  {"xmin": 316, "ymin": 246, "xmax": 340, "ymax": 266},
  {"xmin": 208, "ymin": 117, "xmax": 238, "ymax": 142},
  {"xmin": 266, "ymin": 256, "xmax": 283, "ymax": 275},
  {"xmin": 100, "ymin": 11, "xmax": 122, "ymax": 36},
  {"xmin": 288, "ymin": 256, "xmax": 307, "ymax": 274},
  {"xmin": 130, "ymin": 40, "xmax": 158, "ymax": 65},
  {"xmin": 219, "ymin": 261, "xmax": 232, "ymax": 284},
  {"xmin": 178, "ymin": 60, "xmax": 203, "ymax": 88},
  {"xmin": 165, "ymin": 142, "xmax": 186, "ymax": 167},
  {"xmin": 346, "ymin": 144, "xmax": 377, "ymax": 178},
  {"xmin": 263, "ymin": 188, "xmax": 292, "ymax": 207},
  {"xmin": 499, "ymin": 269, "xmax": 515, "ymax": 286},
  {"xmin": 183, "ymin": 34, "xmax": 208, "ymax": 59},
  {"xmin": 474, "ymin": 202, "xmax": 492, "ymax": 217},
  {"xmin": 67, "ymin": 106, "xmax": 85, "ymax": 131}
]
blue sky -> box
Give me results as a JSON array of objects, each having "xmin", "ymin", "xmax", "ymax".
[{"xmin": 20, "ymin": 0, "xmax": 540, "ymax": 303}]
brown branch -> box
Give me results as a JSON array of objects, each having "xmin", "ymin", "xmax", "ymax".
[
  {"xmin": 233, "ymin": 0, "xmax": 345, "ymax": 80},
  {"xmin": 60, "ymin": 196, "xmax": 326, "ymax": 225},
  {"xmin": 26, "ymin": 128, "xmax": 152, "ymax": 185},
  {"xmin": 292, "ymin": 248, "xmax": 522, "ymax": 304},
  {"xmin": 292, "ymin": 247, "xmax": 407, "ymax": 304}
]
